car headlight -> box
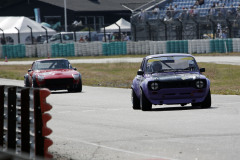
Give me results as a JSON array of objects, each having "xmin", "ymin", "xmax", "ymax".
[
  {"xmin": 150, "ymin": 82, "xmax": 159, "ymax": 90},
  {"xmin": 72, "ymin": 74, "xmax": 80, "ymax": 80},
  {"xmin": 195, "ymin": 80, "xmax": 205, "ymax": 89},
  {"xmin": 37, "ymin": 75, "xmax": 45, "ymax": 82}
]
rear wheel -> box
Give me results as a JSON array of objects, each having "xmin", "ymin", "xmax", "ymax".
[
  {"xmin": 131, "ymin": 88, "xmax": 140, "ymax": 110},
  {"xmin": 140, "ymin": 89, "xmax": 152, "ymax": 111}
]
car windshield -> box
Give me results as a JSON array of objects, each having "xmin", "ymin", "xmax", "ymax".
[
  {"xmin": 145, "ymin": 56, "xmax": 199, "ymax": 73},
  {"xmin": 34, "ymin": 60, "xmax": 72, "ymax": 70}
]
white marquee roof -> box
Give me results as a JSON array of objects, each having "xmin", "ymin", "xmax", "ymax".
[
  {"xmin": 0, "ymin": 16, "xmax": 56, "ymax": 34},
  {"xmin": 101, "ymin": 18, "xmax": 131, "ymax": 32}
]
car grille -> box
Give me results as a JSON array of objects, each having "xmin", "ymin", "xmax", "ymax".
[
  {"xmin": 148, "ymin": 80, "xmax": 194, "ymax": 90},
  {"xmin": 159, "ymin": 81, "xmax": 193, "ymax": 88},
  {"xmin": 45, "ymin": 78, "xmax": 74, "ymax": 86}
]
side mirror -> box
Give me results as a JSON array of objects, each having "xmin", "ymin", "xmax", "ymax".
[
  {"xmin": 137, "ymin": 70, "xmax": 144, "ymax": 76},
  {"xmin": 28, "ymin": 69, "xmax": 32, "ymax": 72},
  {"xmin": 73, "ymin": 67, "xmax": 77, "ymax": 71},
  {"xmin": 200, "ymin": 68, "xmax": 205, "ymax": 72}
]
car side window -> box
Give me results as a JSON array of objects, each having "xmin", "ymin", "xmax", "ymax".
[
  {"xmin": 31, "ymin": 62, "xmax": 36, "ymax": 70},
  {"xmin": 140, "ymin": 58, "xmax": 145, "ymax": 71}
]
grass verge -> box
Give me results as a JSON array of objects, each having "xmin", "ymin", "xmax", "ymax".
[{"xmin": 0, "ymin": 62, "xmax": 239, "ymax": 95}]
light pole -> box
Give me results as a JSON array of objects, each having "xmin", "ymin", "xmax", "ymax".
[{"xmin": 64, "ymin": 0, "xmax": 67, "ymax": 32}]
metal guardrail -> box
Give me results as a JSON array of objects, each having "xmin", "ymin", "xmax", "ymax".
[{"xmin": 0, "ymin": 85, "xmax": 53, "ymax": 159}]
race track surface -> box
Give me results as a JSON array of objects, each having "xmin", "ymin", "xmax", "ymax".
[
  {"xmin": 0, "ymin": 56, "xmax": 240, "ymax": 65},
  {"xmin": 0, "ymin": 78, "xmax": 240, "ymax": 160}
]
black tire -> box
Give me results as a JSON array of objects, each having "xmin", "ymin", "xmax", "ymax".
[
  {"xmin": 200, "ymin": 90, "xmax": 211, "ymax": 108},
  {"xmin": 191, "ymin": 103, "xmax": 200, "ymax": 107},
  {"xmin": 32, "ymin": 78, "xmax": 38, "ymax": 88},
  {"xmin": 24, "ymin": 76, "xmax": 30, "ymax": 87},
  {"xmin": 140, "ymin": 89, "xmax": 152, "ymax": 111},
  {"xmin": 68, "ymin": 88, "xmax": 74, "ymax": 92},
  {"xmin": 131, "ymin": 88, "xmax": 140, "ymax": 110},
  {"xmin": 75, "ymin": 79, "xmax": 82, "ymax": 92}
]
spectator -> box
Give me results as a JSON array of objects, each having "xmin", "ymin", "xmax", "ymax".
[
  {"xmin": 165, "ymin": 8, "xmax": 172, "ymax": 21},
  {"xmin": 123, "ymin": 34, "xmax": 130, "ymax": 41},
  {"xmin": 85, "ymin": 35, "xmax": 89, "ymax": 42},
  {"xmin": 198, "ymin": 0, "xmax": 204, "ymax": 5},
  {"xmin": 194, "ymin": 0, "xmax": 199, "ymax": 7},
  {"xmin": 79, "ymin": 36, "xmax": 84, "ymax": 42},
  {"xmin": 189, "ymin": 6, "xmax": 194, "ymax": 17},
  {"xmin": 219, "ymin": 4, "xmax": 226, "ymax": 17},
  {"xmin": 228, "ymin": 5, "xmax": 236, "ymax": 17},
  {"xmin": 212, "ymin": 2, "xmax": 216, "ymax": 8},
  {"xmin": 237, "ymin": 4, "xmax": 240, "ymax": 18},
  {"xmin": 193, "ymin": 6, "xmax": 199, "ymax": 17},
  {"xmin": 152, "ymin": 6, "xmax": 160, "ymax": 19},
  {"xmin": 209, "ymin": 5, "xmax": 216, "ymax": 17},
  {"xmin": 222, "ymin": 30, "xmax": 227, "ymax": 39},
  {"xmin": 138, "ymin": 9, "xmax": 145, "ymax": 22}
]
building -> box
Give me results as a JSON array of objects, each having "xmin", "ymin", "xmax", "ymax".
[{"xmin": 0, "ymin": 0, "xmax": 151, "ymax": 32}]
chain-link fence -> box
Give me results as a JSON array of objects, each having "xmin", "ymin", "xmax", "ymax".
[{"xmin": 131, "ymin": 7, "xmax": 240, "ymax": 41}]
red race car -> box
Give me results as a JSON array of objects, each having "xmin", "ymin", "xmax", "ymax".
[{"xmin": 24, "ymin": 58, "xmax": 82, "ymax": 92}]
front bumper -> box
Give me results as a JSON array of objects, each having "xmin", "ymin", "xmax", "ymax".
[
  {"xmin": 146, "ymin": 88, "xmax": 208, "ymax": 105},
  {"xmin": 37, "ymin": 78, "xmax": 79, "ymax": 90}
]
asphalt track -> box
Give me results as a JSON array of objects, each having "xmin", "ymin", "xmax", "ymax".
[
  {"xmin": 0, "ymin": 56, "xmax": 239, "ymax": 160},
  {"xmin": 0, "ymin": 56, "xmax": 240, "ymax": 65},
  {"xmin": 0, "ymin": 78, "xmax": 240, "ymax": 160}
]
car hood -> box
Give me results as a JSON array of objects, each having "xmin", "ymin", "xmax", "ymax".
[
  {"xmin": 34, "ymin": 69, "xmax": 79, "ymax": 78},
  {"xmin": 145, "ymin": 72, "xmax": 205, "ymax": 82}
]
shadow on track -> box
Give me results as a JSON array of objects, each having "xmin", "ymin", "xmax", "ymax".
[
  {"xmin": 51, "ymin": 91, "xmax": 85, "ymax": 94},
  {"xmin": 150, "ymin": 106, "xmax": 217, "ymax": 112}
]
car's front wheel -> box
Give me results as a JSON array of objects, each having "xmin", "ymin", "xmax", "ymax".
[
  {"xmin": 24, "ymin": 76, "xmax": 30, "ymax": 87},
  {"xmin": 132, "ymin": 88, "xmax": 140, "ymax": 110},
  {"xmin": 140, "ymin": 89, "xmax": 152, "ymax": 111},
  {"xmin": 200, "ymin": 90, "xmax": 211, "ymax": 108},
  {"xmin": 32, "ymin": 78, "xmax": 38, "ymax": 88},
  {"xmin": 75, "ymin": 79, "xmax": 82, "ymax": 92},
  {"xmin": 191, "ymin": 90, "xmax": 211, "ymax": 108}
]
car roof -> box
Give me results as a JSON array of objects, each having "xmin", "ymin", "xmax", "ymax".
[
  {"xmin": 145, "ymin": 53, "xmax": 194, "ymax": 59},
  {"xmin": 35, "ymin": 58, "xmax": 68, "ymax": 62}
]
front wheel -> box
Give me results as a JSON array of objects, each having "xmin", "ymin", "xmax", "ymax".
[
  {"xmin": 140, "ymin": 89, "xmax": 152, "ymax": 111},
  {"xmin": 191, "ymin": 90, "xmax": 211, "ymax": 108},
  {"xmin": 75, "ymin": 79, "xmax": 82, "ymax": 92},
  {"xmin": 24, "ymin": 76, "xmax": 30, "ymax": 87},
  {"xmin": 131, "ymin": 88, "xmax": 140, "ymax": 110},
  {"xmin": 32, "ymin": 78, "xmax": 38, "ymax": 88},
  {"xmin": 200, "ymin": 90, "xmax": 211, "ymax": 108}
]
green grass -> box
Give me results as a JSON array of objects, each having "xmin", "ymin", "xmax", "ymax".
[{"xmin": 0, "ymin": 62, "xmax": 240, "ymax": 95}]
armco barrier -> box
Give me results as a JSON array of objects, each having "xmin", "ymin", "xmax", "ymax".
[
  {"xmin": 1, "ymin": 45, "xmax": 26, "ymax": 58},
  {"xmin": 0, "ymin": 85, "xmax": 53, "ymax": 159}
]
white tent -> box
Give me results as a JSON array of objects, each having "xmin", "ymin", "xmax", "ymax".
[
  {"xmin": 101, "ymin": 18, "xmax": 131, "ymax": 32},
  {"xmin": 0, "ymin": 16, "xmax": 56, "ymax": 44}
]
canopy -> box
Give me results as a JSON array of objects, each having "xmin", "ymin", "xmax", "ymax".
[
  {"xmin": 101, "ymin": 18, "xmax": 131, "ymax": 32},
  {"xmin": 0, "ymin": 16, "xmax": 56, "ymax": 44},
  {"xmin": 0, "ymin": 16, "xmax": 56, "ymax": 34}
]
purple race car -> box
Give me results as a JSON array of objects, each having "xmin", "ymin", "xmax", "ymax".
[{"xmin": 131, "ymin": 53, "xmax": 211, "ymax": 111}]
